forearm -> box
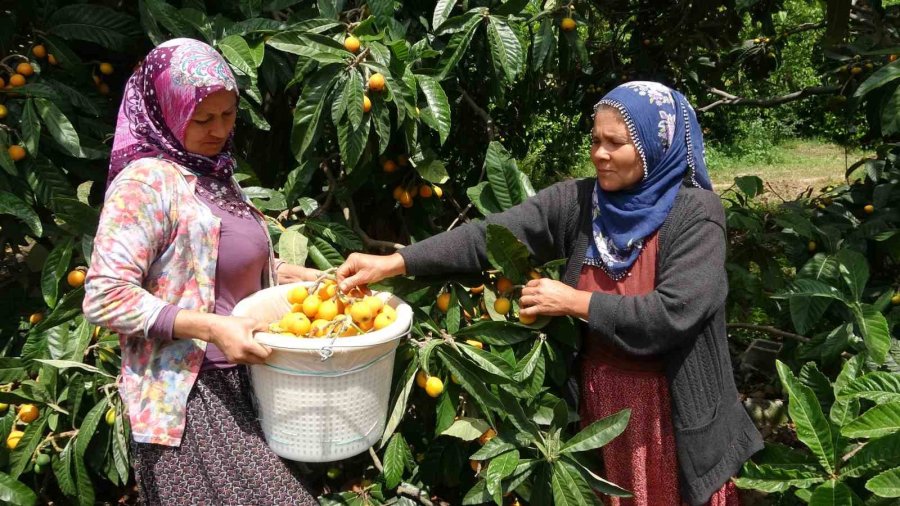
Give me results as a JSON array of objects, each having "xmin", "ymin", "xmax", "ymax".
[
  {"xmin": 172, "ymin": 310, "xmax": 216, "ymax": 342},
  {"xmin": 569, "ymin": 290, "xmax": 592, "ymax": 320}
]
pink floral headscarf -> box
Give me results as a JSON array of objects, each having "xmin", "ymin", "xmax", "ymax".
[{"xmin": 108, "ymin": 38, "xmax": 239, "ymax": 186}]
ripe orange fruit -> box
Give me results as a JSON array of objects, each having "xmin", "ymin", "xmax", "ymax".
[
  {"xmin": 28, "ymin": 312, "xmax": 43, "ymax": 325},
  {"xmin": 309, "ymin": 319, "xmax": 331, "ymax": 337},
  {"xmin": 344, "ymin": 36, "xmax": 361, "ymax": 54},
  {"xmin": 496, "ymin": 277, "xmax": 513, "ymax": 294},
  {"xmin": 363, "ymin": 295, "xmax": 384, "ymax": 313},
  {"xmin": 349, "ymin": 302, "xmax": 374, "ymax": 326},
  {"xmin": 373, "ymin": 310, "xmax": 395, "ymax": 330},
  {"xmin": 416, "ymin": 370, "xmax": 428, "ymax": 388},
  {"xmin": 433, "ymin": 185, "xmax": 443, "ymax": 198},
  {"xmin": 864, "ymin": 204, "xmax": 875, "ymax": 214},
  {"xmin": 6, "ymin": 430, "xmax": 24, "ymax": 450},
  {"xmin": 0, "ymin": 104, "xmax": 7, "ymax": 119},
  {"xmin": 99, "ymin": 62, "xmax": 114, "ymax": 75},
  {"xmin": 368, "ymin": 72, "xmax": 386, "ymax": 92},
  {"xmin": 32, "ymin": 45, "xmax": 46, "ymax": 59},
  {"xmin": 419, "ymin": 185, "xmax": 433, "ymax": 198},
  {"xmin": 890, "ymin": 54, "xmax": 898, "ymax": 62},
  {"xmin": 318, "ymin": 281, "xmax": 337, "ymax": 300},
  {"xmin": 469, "ymin": 459, "xmax": 480, "ymax": 472},
  {"xmin": 478, "ymin": 428, "xmax": 496, "ymax": 445},
  {"xmin": 464, "ymin": 339, "xmax": 483, "ymax": 350},
  {"xmin": 527, "ymin": 270, "xmax": 541, "ymax": 280},
  {"xmin": 98, "ymin": 83, "xmax": 110, "ymax": 95},
  {"xmin": 425, "ymin": 376, "xmax": 444, "ymax": 397},
  {"xmin": 288, "ymin": 286, "xmax": 309, "ymax": 305},
  {"xmin": 519, "ymin": 312, "xmax": 537, "ymax": 325},
  {"xmin": 494, "ymin": 297, "xmax": 511, "ymax": 314},
  {"xmin": 392, "ymin": 185, "xmax": 405, "ymax": 200},
  {"xmin": 436, "ymin": 292, "xmax": 451, "ymax": 313},
  {"xmin": 382, "ymin": 159, "xmax": 398, "ymax": 173},
  {"xmin": 67, "ymin": 269, "xmax": 86, "ymax": 288},
  {"xmin": 47, "ymin": 54, "xmax": 58, "ymax": 65},
  {"xmin": 281, "ymin": 312, "xmax": 311, "ymax": 335},
  {"xmin": 0, "ymin": 77, "xmax": 5, "ymax": 88},
  {"xmin": 470, "ymin": 284, "xmax": 484, "ymax": 294},
  {"xmin": 316, "ymin": 299, "xmax": 340, "ymax": 321},
  {"xmin": 398, "ymin": 190, "xmax": 413, "ymax": 208},
  {"xmin": 302, "ymin": 294, "xmax": 322, "ymax": 318},
  {"xmin": 18, "ymin": 404, "xmax": 39, "ymax": 423},
  {"xmin": 9, "ymin": 74, "xmax": 26, "ymax": 87},
  {"xmin": 363, "ymin": 95, "xmax": 371, "ymax": 113},
  {"xmin": 8, "ymin": 145, "xmax": 26, "ymax": 161},
  {"xmin": 16, "ymin": 62, "xmax": 34, "ymax": 77},
  {"xmin": 560, "ymin": 17, "xmax": 577, "ymax": 31}
]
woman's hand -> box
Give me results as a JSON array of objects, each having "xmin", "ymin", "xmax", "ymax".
[
  {"xmin": 336, "ymin": 252, "xmax": 406, "ymax": 292},
  {"xmin": 275, "ymin": 262, "xmax": 322, "ymax": 284},
  {"xmin": 205, "ymin": 314, "xmax": 272, "ymax": 365},
  {"xmin": 519, "ymin": 278, "xmax": 591, "ymax": 320}
]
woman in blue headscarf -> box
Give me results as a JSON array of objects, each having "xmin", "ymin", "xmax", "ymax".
[{"xmin": 336, "ymin": 82, "xmax": 762, "ymax": 505}]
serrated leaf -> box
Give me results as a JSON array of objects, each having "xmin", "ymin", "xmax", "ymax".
[
  {"xmin": 835, "ymin": 249, "xmax": 868, "ymax": 302},
  {"xmin": 854, "ymin": 304, "xmax": 891, "ymax": 365},
  {"xmin": 416, "ymin": 75, "xmax": 451, "ymax": 145},
  {"xmin": 53, "ymin": 198, "xmax": 99, "ymax": 236},
  {"xmin": 380, "ymin": 358, "xmax": 417, "ymax": 445},
  {"xmin": 41, "ymin": 238, "xmax": 73, "ymax": 308},
  {"xmin": 808, "ymin": 480, "xmax": 853, "ymax": 505},
  {"xmin": 9, "ymin": 415, "xmax": 49, "ymax": 479},
  {"xmin": 486, "ymin": 449, "xmax": 519, "ymax": 499},
  {"xmin": 34, "ymin": 98, "xmax": 84, "ymax": 158},
  {"xmin": 487, "ymin": 17, "xmax": 522, "ymax": 83},
  {"xmin": 307, "ymin": 236, "xmax": 344, "ymax": 269},
  {"xmin": 433, "ymin": 0, "xmax": 458, "ymax": 30},
  {"xmin": 777, "ymin": 361, "xmax": 836, "ymax": 474},
  {"xmin": 383, "ymin": 433, "xmax": 409, "ymax": 489},
  {"xmin": 291, "ymin": 64, "xmax": 343, "ymax": 160},
  {"xmin": 484, "ymin": 141, "xmax": 525, "ymax": 210},
  {"xmin": 278, "ymin": 228, "xmax": 309, "ymax": 266},
  {"xmin": 218, "ymin": 35, "xmax": 259, "ymax": 78},
  {"xmin": 416, "ymin": 158, "xmax": 449, "ymax": 184},
  {"xmin": 454, "ymin": 320, "xmax": 532, "ymax": 345},
  {"xmin": 841, "ymin": 372, "xmax": 900, "ymax": 404},
  {"xmin": 0, "ymin": 191, "xmax": 42, "ymax": 237},
  {"xmin": 27, "ymin": 156, "xmax": 76, "ymax": 207},
  {"xmin": 344, "ymin": 70, "xmax": 364, "ymax": 130},
  {"xmin": 456, "ymin": 344, "xmax": 513, "ymax": 382},
  {"xmin": 437, "ymin": 13, "xmax": 481, "ymax": 79},
  {"xmin": 336, "ymin": 115, "xmax": 370, "ymax": 170},
  {"xmin": 866, "ymin": 466, "xmax": 900, "ymax": 497},
  {"xmin": 561, "ymin": 409, "xmax": 630, "ymax": 454},
  {"xmin": 514, "ymin": 340, "xmax": 542, "ymax": 382},
  {"xmin": 532, "ymin": 17, "xmax": 554, "ymax": 69},
  {"xmin": 842, "ymin": 402, "xmax": 900, "ymax": 439},
  {"xmin": 467, "ymin": 181, "xmax": 503, "ymax": 216},
  {"xmin": 47, "ymin": 4, "xmax": 140, "ymax": 51},
  {"xmin": 20, "ymin": 99, "xmax": 40, "ymax": 155},
  {"xmin": 52, "ymin": 441, "xmax": 76, "ymax": 496},
  {"xmin": 485, "ymin": 224, "xmax": 531, "ymax": 283},
  {"xmin": 551, "ymin": 459, "xmax": 601, "ymax": 506},
  {"xmin": 75, "ymin": 398, "xmax": 108, "ymax": 458}
]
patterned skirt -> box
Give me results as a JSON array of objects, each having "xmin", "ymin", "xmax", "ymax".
[{"xmin": 131, "ymin": 366, "xmax": 318, "ymax": 505}]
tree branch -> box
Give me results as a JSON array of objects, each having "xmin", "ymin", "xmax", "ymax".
[
  {"xmin": 698, "ymin": 85, "xmax": 842, "ymax": 112},
  {"xmin": 726, "ymin": 323, "xmax": 810, "ymax": 343},
  {"xmin": 342, "ymin": 198, "xmax": 405, "ymax": 252},
  {"xmin": 459, "ymin": 86, "xmax": 496, "ymax": 141}
]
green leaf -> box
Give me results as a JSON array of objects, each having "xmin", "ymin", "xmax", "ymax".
[
  {"xmin": 53, "ymin": 198, "xmax": 99, "ymax": 236},
  {"xmin": 440, "ymin": 417, "xmax": 492, "ymax": 441},
  {"xmin": 416, "ymin": 158, "xmax": 450, "ymax": 184},
  {"xmin": 0, "ymin": 191, "xmax": 42, "ymax": 237},
  {"xmin": 336, "ymin": 115, "xmax": 370, "ymax": 170},
  {"xmin": 842, "ymin": 402, "xmax": 900, "ymax": 439},
  {"xmin": 416, "ymin": 75, "xmax": 451, "ymax": 145},
  {"xmin": 773, "ymin": 279, "xmax": 845, "ymax": 335},
  {"xmin": 776, "ymin": 360, "xmax": 837, "ymax": 474},
  {"xmin": 454, "ymin": 320, "xmax": 532, "ymax": 345},
  {"xmin": 532, "ymin": 17, "xmax": 554, "ymax": 69},
  {"xmin": 882, "ymin": 86, "xmax": 900, "ymax": 136},
  {"xmin": 437, "ymin": 13, "xmax": 481, "ymax": 79},
  {"xmin": 0, "ymin": 131, "xmax": 17, "ymax": 176},
  {"xmin": 307, "ymin": 236, "xmax": 344, "ymax": 269},
  {"xmin": 835, "ymin": 249, "xmax": 868, "ymax": 302},
  {"xmin": 33, "ymin": 359, "xmax": 113, "ymax": 378},
  {"xmin": 20, "ymin": 99, "xmax": 41, "ymax": 155},
  {"xmin": 486, "ymin": 449, "xmax": 519, "ymax": 499},
  {"xmin": 344, "ymin": 70, "xmax": 364, "ymax": 130},
  {"xmin": 433, "ymin": 0, "xmax": 458, "ymax": 30},
  {"xmin": 843, "ymin": 432, "xmax": 900, "ymax": 478},
  {"xmin": 9, "ymin": 415, "xmax": 48, "ymax": 479},
  {"xmin": 456, "ymin": 343, "xmax": 513, "ymax": 382},
  {"xmin": 561, "ymin": 409, "xmax": 630, "ymax": 454},
  {"xmin": 514, "ymin": 339, "xmax": 542, "ymax": 382},
  {"xmin": 28, "ymin": 156, "xmax": 76, "ymax": 207},
  {"xmin": 37, "ymin": 34, "xmax": 82, "ymax": 68},
  {"xmin": 565, "ymin": 454, "xmax": 632, "ymax": 497},
  {"xmin": 75, "ymin": 398, "xmax": 109, "ymax": 458},
  {"xmin": 470, "ymin": 434, "xmax": 515, "ymax": 460},
  {"xmin": 0, "ymin": 472, "xmax": 37, "ymax": 506},
  {"xmin": 278, "ymin": 227, "xmax": 309, "ymax": 266},
  {"xmin": 854, "ymin": 60, "xmax": 900, "ymax": 99},
  {"xmin": 380, "ymin": 359, "xmax": 417, "ymax": 445},
  {"xmin": 485, "ymin": 224, "xmax": 531, "ymax": 283},
  {"xmin": 267, "ymin": 31, "xmax": 352, "ymax": 63},
  {"xmin": 305, "ymin": 219, "xmax": 363, "ymax": 251},
  {"xmin": 34, "ymin": 98, "xmax": 83, "ymax": 158},
  {"xmin": 383, "ymin": 433, "xmax": 408, "ymax": 489},
  {"xmin": 52, "ymin": 441, "xmax": 77, "ymax": 496},
  {"xmin": 437, "ymin": 347, "xmax": 503, "ymax": 423},
  {"xmin": 841, "ymin": 372, "xmax": 900, "ymax": 404},
  {"xmin": 830, "ymin": 354, "xmax": 863, "ymax": 427},
  {"xmin": 866, "ymin": 466, "xmax": 900, "ymax": 498},
  {"xmin": 141, "ymin": 0, "xmax": 196, "ymax": 39},
  {"xmin": 291, "ymin": 64, "xmax": 343, "ymax": 160},
  {"xmin": 0, "ymin": 358, "xmax": 27, "ymax": 383},
  {"xmin": 32, "ymin": 288, "xmax": 84, "ymax": 334},
  {"xmin": 41, "ymin": 237, "xmax": 74, "ymax": 308},
  {"xmin": 484, "ymin": 141, "xmax": 526, "ymax": 210},
  {"xmin": 487, "ymin": 17, "xmax": 522, "ymax": 83},
  {"xmin": 853, "ymin": 304, "xmax": 891, "ymax": 365},
  {"xmin": 370, "ymin": 93, "xmax": 391, "ymax": 154},
  {"xmin": 218, "ymin": 35, "xmax": 259, "ymax": 78},
  {"xmin": 47, "ymin": 4, "xmax": 139, "ymax": 51},
  {"xmin": 734, "ymin": 460, "xmax": 825, "ymax": 493},
  {"xmin": 552, "ymin": 459, "xmax": 602, "ymax": 506},
  {"xmin": 808, "ymin": 480, "xmax": 853, "ymax": 505},
  {"xmin": 73, "ymin": 451, "xmax": 94, "ymax": 506},
  {"xmin": 467, "ymin": 181, "xmax": 503, "ymax": 216}
]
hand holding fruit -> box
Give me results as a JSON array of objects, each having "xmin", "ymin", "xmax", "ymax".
[
  {"xmin": 336, "ymin": 252, "xmax": 406, "ymax": 292},
  {"xmin": 275, "ymin": 262, "xmax": 323, "ymax": 284},
  {"xmin": 519, "ymin": 278, "xmax": 590, "ymax": 320}
]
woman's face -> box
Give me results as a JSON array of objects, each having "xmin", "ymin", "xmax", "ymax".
[
  {"xmin": 182, "ymin": 90, "xmax": 237, "ymax": 157},
  {"xmin": 590, "ymin": 108, "xmax": 644, "ymax": 192}
]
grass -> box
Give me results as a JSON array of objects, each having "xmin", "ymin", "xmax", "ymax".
[{"xmin": 572, "ymin": 139, "xmax": 870, "ymax": 197}]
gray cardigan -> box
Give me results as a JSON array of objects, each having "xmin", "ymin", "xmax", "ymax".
[{"xmin": 399, "ymin": 178, "xmax": 763, "ymax": 505}]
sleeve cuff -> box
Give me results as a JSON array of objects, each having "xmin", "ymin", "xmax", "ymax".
[
  {"xmin": 588, "ymin": 292, "xmax": 623, "ymax": 340},
  {"xmin": 146, "ymin": 304, "xmax": 182, "ymax": 341}
]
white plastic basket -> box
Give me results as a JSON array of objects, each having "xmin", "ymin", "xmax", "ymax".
[{"xmin": 231, "ymin": 281, "xmax": 412, "ymax": 462}]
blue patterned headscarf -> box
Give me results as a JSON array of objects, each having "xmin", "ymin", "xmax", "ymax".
[{"xmin": 584, "ymin": 81, "xmax": 712, "ymax": 280}]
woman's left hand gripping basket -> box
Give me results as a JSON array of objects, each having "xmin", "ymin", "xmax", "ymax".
[{"xmin": 232, "ymin": 277, "xmax": 412, "ymax": 463}]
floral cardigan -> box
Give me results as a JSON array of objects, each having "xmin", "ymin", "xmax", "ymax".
[{"xmin": 83, "ymin": 157, "xmax": 276, "ymax": 446}]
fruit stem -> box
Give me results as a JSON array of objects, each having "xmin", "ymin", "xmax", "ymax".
[{"xmin": 368, "ymin": 446, "xmax": 384, "ymax": 472}]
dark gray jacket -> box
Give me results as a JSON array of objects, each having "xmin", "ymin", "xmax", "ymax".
[{"xmin": 399, "ymin": 178, "xmax": 763, "ymax": 505}]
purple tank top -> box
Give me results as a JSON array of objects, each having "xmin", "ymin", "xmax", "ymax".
[{"xmin": 148, "ymin": 180, "xmax": 270, "ymax": 370}]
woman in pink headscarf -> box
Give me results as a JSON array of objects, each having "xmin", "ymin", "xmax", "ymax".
[{"xmin": 83, "ymin": 38, "xmax": 319, "ymax": 504}]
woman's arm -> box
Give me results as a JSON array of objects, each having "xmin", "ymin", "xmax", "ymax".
[
  {"xmin": 274, "ymin": 261, "xmax": 322, "ymax": 284},
  {"xmin": 83, "ymin": 177, "xmax": 174, "ymax": 337},
  {"xmin": 172, "ymin": 310, "xmax": 271, "ymax": 364}
]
